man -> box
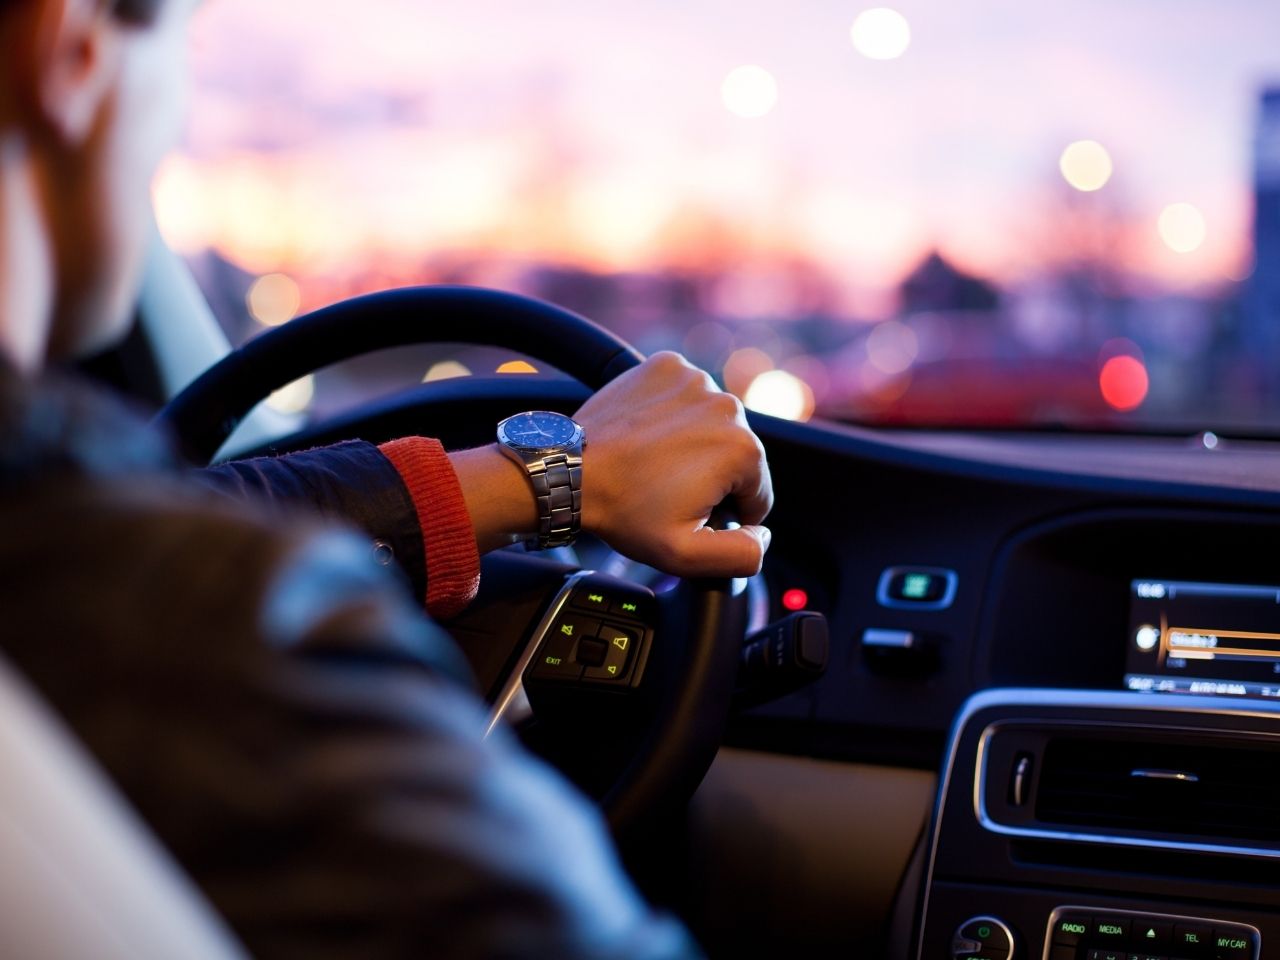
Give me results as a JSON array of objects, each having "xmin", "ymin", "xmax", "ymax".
[{"xmin": 0, "ymin": 0, "xmax": 773, "ymax": 956}]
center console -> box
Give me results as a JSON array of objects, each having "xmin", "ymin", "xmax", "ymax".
[{"xmin": 914, "ymin": 689, "xmax": 1280, "ymax": 960}]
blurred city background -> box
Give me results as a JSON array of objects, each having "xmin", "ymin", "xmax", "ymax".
[{"xmin": 154, "ymin": 0, "xmax": 1280, "ymax": 430}]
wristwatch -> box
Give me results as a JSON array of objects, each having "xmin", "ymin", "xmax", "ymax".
[{"xmin": 496, "ymin": 411, "xmax": 585, "ymax": 550}]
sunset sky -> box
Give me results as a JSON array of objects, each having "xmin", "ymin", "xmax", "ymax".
[{"xmin": 154, "ymin": 0, "xmax": 1280, "ymax": 316}]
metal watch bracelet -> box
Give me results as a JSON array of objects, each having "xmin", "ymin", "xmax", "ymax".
[{"xmin": 527, "ymin": 452, "xmax": 583, "ymax": 549}]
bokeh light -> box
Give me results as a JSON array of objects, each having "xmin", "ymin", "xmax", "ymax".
[
  {"xmin": 866, "ymin": 320, "xmax": 919, "ymax": 375},
  {"xmin": 781, "ymin": 588, "xmax": 810, "ymax": 611},
  {"xmin": 246, "ymin": 273, "xmax": 301, "ymax": 327},
  {"xmin": 1099, "ymin": 355, "xmax": 1149, "ymax": 411},
  {"xmin": 265, "ymin": 374, "xmax": 315, "ymax": 414},
  {"xmin": 744, "ymin": 370, "xmax": 815, "ymax": 421},
  {"xmin": 722, "ymin": 347, "xmax": 775, "ymax": 397},
  {"xmin": 1058, "ymin": 140, "xmax": 1113, "ymax": 192},
  {"xmin": 423, "ymin": 360, "xmax": 471, "ymax": 382},
  {"xmin": 1158, "ymin": 202, "xmax": 1207, "ymax": 253},
  {"xmin": 850, "ymin": 8, "xmax": 911, "ymax": 60},
  {"xmin": 721, "ymin": 65, "xmax": 779, "ymax": 118},
  {"xmin": 152, "ymin": 155, "xmax": 210, "ymax": 255}
]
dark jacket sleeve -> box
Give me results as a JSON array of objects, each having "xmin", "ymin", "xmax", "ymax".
[
  {"xmin": 0, "ymin": 479, "xmax": 701, "ymax": 960},
  {"xmin": 191, "ymin": 441, "xmax": 428, "ymax": 602}
]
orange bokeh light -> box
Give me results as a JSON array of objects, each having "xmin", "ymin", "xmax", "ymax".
[{"xmin": 1099, "ymin": 355, "xmax": 1149, "ymax": 411}]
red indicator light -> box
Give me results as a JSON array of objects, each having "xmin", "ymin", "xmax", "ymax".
[
  {"xmin": 782, "ymin": 588, "xmax": 809, "ymax": 611},
  {"xmin": 1099, "ymin": 355, "xmax": 1149, "ymax": 412}
]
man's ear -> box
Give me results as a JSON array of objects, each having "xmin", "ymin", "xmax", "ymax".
[{"xmin": 15, "ymin": 0, "xmax": 125, "ymax": 146}]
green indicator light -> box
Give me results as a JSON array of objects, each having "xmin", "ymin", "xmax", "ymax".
[
  {"xmin": 621, "ymin": 602, "xmax": 638, "ymax": 612},
  {"xmin": 901, "ymin": 574, "xmax": 931, "ymax": 598},
  {"xmin": 560, "ymin": 624, "xmax": 574, "ymax": 636},
  {"xmin": 587, "ymin": 593, "xmax": 604, "ymax": 604},
  {"xmin": 1145, "ymin": 929, "xmax": 1156, "ymax": 939},
  {"xmin": 976, "ymin": 926, "xmax": 991, "ymax": 939}
]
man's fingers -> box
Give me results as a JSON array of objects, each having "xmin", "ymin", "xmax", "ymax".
[
  {"xmin": 669, "ymin": 525, "xmax": 771, "ymax": 578},
  {"xmin": 732, "ymin": 456, "xmax": 774, "ymax": 527}
]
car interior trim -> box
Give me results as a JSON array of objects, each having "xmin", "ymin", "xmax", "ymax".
[
  {"xmin": 973, "ymin": 716, "xmax": 1280, "ymax": 860},
  {"xmin": 484, "ymin": 569, "xmax": 595, "ymax": 737}
]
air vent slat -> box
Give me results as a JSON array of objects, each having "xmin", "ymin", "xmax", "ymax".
[{"xmin": 1034, "ymin": 736, "xmax": 1280, "ymax": 846}]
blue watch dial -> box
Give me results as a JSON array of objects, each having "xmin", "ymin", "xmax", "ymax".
[{"xmin": 502, "ymin": 411, "xmax": 578, "ymax": 448}]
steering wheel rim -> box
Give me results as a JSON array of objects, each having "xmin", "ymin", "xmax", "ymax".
[
  {"xmin": 156, "ymin": 285, "xmax": 645, "ymax": 463},
  {"xmin": 156, "ymin": 285, "xmax": 745, "ymax": 836}
]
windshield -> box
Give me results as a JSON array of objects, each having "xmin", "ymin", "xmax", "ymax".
[{"xmin": 161, "ymin": 1, "xmax": 1280, "ymax": 432}]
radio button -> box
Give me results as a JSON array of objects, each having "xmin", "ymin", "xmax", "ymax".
[{"xmin": 1052, "ymin": 915, "xmax": 1090, "ymax": 946}]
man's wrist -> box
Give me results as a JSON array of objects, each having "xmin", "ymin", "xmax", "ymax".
[{"xmin": 450, "ymin": 443, "xmax": 540, "ymax": 553}]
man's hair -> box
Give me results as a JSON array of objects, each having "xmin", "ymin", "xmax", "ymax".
[{"xmin": 0, "ymin": 0, "xmax": 166, "ymax": 25}]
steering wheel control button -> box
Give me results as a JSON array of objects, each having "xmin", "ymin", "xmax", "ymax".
[
  {"xmin": 530, "ymin": 630, "xmax": 584, "ymax": 682},
  {"xmin": 575, "ymin": 637, "xmax": 608, "ymax": 667},
  {"xmin": 876, "ymin": 565, "xmax": 958, "ymax": 610},
  {"xmin": 570, "ymin": 589, "xmax": 612, "ymax": 613},
  {"xmin": 584, "ymin": 626, "xmax": 636, "ymax": 682},
  {"xmin": 952, "ymin": 916, "xmax": 1013, "ymax": 959},
  {"xmin": 1052, "ymin": 915, "xmax": 1091, "ymax": 946},
  {"xmin": 610, "ymin": 596, "xmax": 646, "ymax": 617}
]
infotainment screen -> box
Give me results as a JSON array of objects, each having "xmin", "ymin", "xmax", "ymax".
[{"xmin": 1125, "ymin": 579, "xmax": 1280, "ymax": 699}]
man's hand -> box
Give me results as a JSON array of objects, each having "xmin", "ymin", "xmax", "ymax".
[{"xmin": 574, "ymin": 352, "xmax": 773, "ymax": 578}]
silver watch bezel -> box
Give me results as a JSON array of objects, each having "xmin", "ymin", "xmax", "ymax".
[{"xmin": 496, "ymin": 411, "xmax": 585, "ymax": 456}]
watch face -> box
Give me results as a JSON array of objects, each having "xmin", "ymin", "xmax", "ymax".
[{"xmin": 500, "ymin": 411, "xmax": 580, "ymax": 449}]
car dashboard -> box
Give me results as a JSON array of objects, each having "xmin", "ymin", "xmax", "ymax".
[{"xmin": 735, "ymin": 417, "xmax": 1280, "ymax": 960}]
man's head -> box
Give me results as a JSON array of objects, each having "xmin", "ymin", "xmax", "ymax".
[{"xmin": 0, "ymin": 0, "xmax": 193, "ymax": 371}]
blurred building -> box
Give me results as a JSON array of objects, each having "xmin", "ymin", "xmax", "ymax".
[
  {"xmin": 1246, "ymin": 87, "xmax": 1280, "ymax": 404},
  {"xmin": 899, "ymin": 251, "xmax": 1000, "ymax": 315}
]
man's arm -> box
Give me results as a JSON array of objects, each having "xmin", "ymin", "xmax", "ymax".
[{"xmin": 195, "ymin": 351, "xmax": 774, "ymax": 615}]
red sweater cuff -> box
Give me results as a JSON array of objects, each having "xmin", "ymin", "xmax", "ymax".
[{"xmin": 378, "ymin": 437, "xmax": 480, "ymax": 620}]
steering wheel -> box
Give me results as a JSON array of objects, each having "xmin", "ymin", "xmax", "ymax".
[{"xmin": 155, "ymin": 285, "xmax": 747, "ymax": 836}]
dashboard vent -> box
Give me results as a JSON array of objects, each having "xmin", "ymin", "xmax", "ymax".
[{"xmin": 1035, "ymin": 736, "xmax": 1280, "ymax": 845}]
